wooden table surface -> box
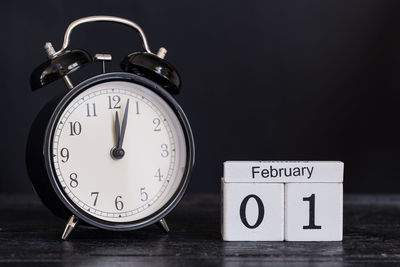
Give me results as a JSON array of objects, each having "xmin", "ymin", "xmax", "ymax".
[{"xmin": 0, "ymin": 194, "xmax": 400, "ymax": 266}]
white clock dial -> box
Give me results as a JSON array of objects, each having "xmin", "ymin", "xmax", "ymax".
[{"xmin": 51, "ymin": 81, "xmax": 187, "ymax": 222}]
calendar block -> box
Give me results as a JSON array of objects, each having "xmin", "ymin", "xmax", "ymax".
[
  {"xmin": 222, "ymin": 161, "xmax": 343, "ymax": 242},
  {"xmin": 284, "ymin": 183, "xmax": 343, "ymax": 241},
  {"xmin": 224, "ymin": 161, "xmax": 343, "ymax": 183},
  {"xmin": 222, "ymin": 181, "xmax": 284, "ymax": 241}
]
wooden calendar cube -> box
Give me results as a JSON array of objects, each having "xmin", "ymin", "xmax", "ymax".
[
  {"xmin": 222, "ymin": 161, "xmax": 344, "ymax": 242},
  {"xmin": 285, "ymin": 183, "xmax": 343, "ymax": 241},
  {"xmin": 222, "ymin": 181, "xmax": 284, "ymax": 241}
]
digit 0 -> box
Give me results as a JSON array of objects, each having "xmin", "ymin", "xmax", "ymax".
[{"xmin": 239, "ymin": 194, "xmax": 265, "ymax": 229}]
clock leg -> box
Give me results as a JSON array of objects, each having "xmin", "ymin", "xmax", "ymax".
[
  {"xmin": 158, "ymin": 218, "xmax": 170, "ymax": 233},
  {"xmin": 61, "ymin": 215, "xmax": 79, "ymax": 240}
]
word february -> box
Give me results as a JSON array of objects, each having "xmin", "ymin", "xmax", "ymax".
[
  {"xmin": 224, "ymin": 161, "xmax": 344, "ymax": 183},
  {"xmin": 252, "ymin": 165, "xmax": 314, "ymax": 179}
]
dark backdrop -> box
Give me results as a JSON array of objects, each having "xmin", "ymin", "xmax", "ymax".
[{"xmin": 1, "ymin": 0, "xmax": 399, "ymax": 194}]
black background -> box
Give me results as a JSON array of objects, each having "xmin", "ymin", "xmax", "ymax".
[{"xmin": 1, "ymin": 0, "xmax": 400, "ymax": 194}]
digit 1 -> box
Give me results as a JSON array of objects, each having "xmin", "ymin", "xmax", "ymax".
[
  {"xmin": 239, "ymin": 194, "xmax": 265, "ymax": 229},
  {"xmin": 135, "ymin": 101, "xmax": 139, "ymax": 114},
  {"xmin": 303, "ymin": 194, "xmax": 322, "ymax": 229}
]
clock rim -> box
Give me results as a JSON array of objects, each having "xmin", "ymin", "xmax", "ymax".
[{"xmin": 43, "ymin": 72, "xmax": 195, "ymax": 231}]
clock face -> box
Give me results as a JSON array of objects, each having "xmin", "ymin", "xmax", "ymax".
[{"xmin": 50, "ymin": 80, "xmax": 187, "ymax": 223}]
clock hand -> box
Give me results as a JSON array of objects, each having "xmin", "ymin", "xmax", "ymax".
[
  {"xmin": 114, "ymin": 111, "xmax": 121, "ymax": 148},
  {"xmin": 111, "ymin": 99, "xmax": 129, "ymax": 160},
  {"xmin": 111, "ymin": 111, "xmax": 125, "ymax": 159},
  {"xmin": 118, "ymin": 98, "xmax": 130, "ymax": 149}
]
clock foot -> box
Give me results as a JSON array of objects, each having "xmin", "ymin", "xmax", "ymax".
[
  {"xmin": 61, "ymin": 215, "xmax": 79, "ymax": 240},
  {"xmin": 158, "ymin": 218, "xmax": 170, "ymax": 233}
]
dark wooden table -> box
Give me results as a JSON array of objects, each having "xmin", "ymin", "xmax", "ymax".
[{"xmin": 0, "ymin": 194, "xmax": 400, "ymax": 266}]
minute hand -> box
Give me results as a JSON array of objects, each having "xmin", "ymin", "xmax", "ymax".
[{"xmin": 118, "ymin": 99, "xmax": 130, "ymax": 149}]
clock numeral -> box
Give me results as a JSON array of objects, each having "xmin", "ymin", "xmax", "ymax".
[
  {"xmin": 140, "ymin": 187, "xmax": 148, "ymax": 202},
  {"xmin": 155, "ymin": 168, "xmax": 163, "ymax": 181},
  {"xmin": 68, "ymin": 121, "xmax": 82, "ymax": 136},
  {"xmin": 91, "ymin": 192, "xmax": 99, "ymax": 206},
  {"xmin": 69, "ymin": 173, "xmax": 78, "ymax": 188},
  {"xmin": 60, "ymin": 148, "xmax": 69, "ymax": 163},
  {"xmin": 240, "ymin": 194, "xmax": 265, "ymax": 229},
  {"xmin": 108, "ymin": 95, "xmax": 121, "ymax": 109},
  {"xmin": 161, "ymin": 144, "xmax": 169, "ymax": 158},
  {"xmin": 303, "ymin": 194, "xmax": 322, "ymax": 230},
  {"xmin": 153, "ymin": 118, "xmax": 161, "ymax": 131},
  {"xmin": 86, "ymin": 103, "xmax": 97, "ymax": 117},
  {"xmin": 135, "ymin": 101, "xmax": 140, "ymax": 114},
  {"xmin": 115, "ymin": 196, "xmax": 124, "ymax": 211}
]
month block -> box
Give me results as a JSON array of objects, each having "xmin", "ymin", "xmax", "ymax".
[
  {"xmin": 222, "ymin": 181, "xmax": 284, "ymax": 241},
  {"xmin": 224, "ymin": 161, "xmax": 343, "ymax": 183},
  {"xmin": 284, "ymin": 183, "xmax": 343, "ymax": 241}
]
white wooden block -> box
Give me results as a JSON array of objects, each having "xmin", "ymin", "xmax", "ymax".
[
  {"xmin": 224, "ymin": 161, "xmax": 343, "ymax": 183},
  {"xmin": 284, "ymin": 183, "xmax": 343, "ymax": 241},
  {"xmin": 222, "ymin": 180, "xmax": 284, "ymax": 241}
]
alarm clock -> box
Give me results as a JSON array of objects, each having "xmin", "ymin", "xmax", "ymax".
[{"xmin": 26, "ymin": 16, "xmax": 195, "ymax": 240}]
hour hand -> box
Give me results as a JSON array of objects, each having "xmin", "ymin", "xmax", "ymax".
[
  {"xmin": 111, "ymin": 111, "xmax": 125, "ymax": 159},
  {"xmin": 111, "ymin": 100, "xmax": 129, "ymax": 160},
  {"xmin": 114, "ymin": 111, "xmax": 120, "ymax": 147}
]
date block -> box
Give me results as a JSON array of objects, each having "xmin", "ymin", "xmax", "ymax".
[
  {"xmin": 222, "ymin": 161, "xmax": 344, "ymax": 242},
  {"xmin": 285, "ymin": 183, "xmax": 343, "ymax": 241},
  {"xmin": 222, "ymin": 182, "xmax": 284, "ymax": 241}
]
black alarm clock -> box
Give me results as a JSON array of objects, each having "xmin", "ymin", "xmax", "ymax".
[{"xmin": 26, "ymin": 16, "xmax": 195, "ymax": 240}]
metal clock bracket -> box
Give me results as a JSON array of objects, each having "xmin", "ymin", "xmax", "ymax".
[
  {"xmin": 62, "ymin": 215, "xmax": 79, "ymax": 240},
  {"xmin": 158, "ymin": 218, "xmax": 170, "ymax": 233},
  {"xmin": 36, "ymin": 16, "xmax": 168, "ymax": 91}
]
